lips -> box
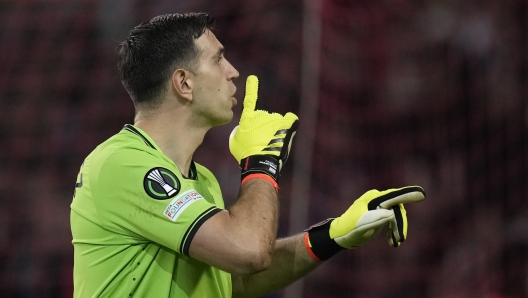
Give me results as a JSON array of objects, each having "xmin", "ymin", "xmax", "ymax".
[
  {"xmin": 230, "ymin": 83, "xmax": 237, "ymax": 97},
  {"xmin": 229, "ymin": 84, "xmax": 237, "ymax": 106}
]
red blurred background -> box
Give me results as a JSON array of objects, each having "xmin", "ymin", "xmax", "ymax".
[{"xmin": 1, "ymin": 0, "xmax": 527, "ymax": 297}]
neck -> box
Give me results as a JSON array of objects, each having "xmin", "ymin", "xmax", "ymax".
[{"xmin": 133, "ymin": 104, "xmax": 209, "ymax": 177}]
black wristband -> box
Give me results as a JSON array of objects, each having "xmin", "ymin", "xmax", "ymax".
[
  {"xmin": 305, "ymin": 219, "xmax": 344, "ymax": 261},
  {"xmin": 240, "ymin": 155, "xmax": 280, "ymax": 182}
]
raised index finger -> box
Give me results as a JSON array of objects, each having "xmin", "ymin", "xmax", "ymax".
[{"xmin": 242, "ymin": 75, "xmax": 259, "ymax": 114}]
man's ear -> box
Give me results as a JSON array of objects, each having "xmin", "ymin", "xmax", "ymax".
[{"xmin": 171, "ymin": 69, "xmax": 193, "ymax": 102}]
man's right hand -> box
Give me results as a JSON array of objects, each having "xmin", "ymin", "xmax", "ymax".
[{"xmin": 229, "ymin": 75, "xmax": 299, "ymax": 184}]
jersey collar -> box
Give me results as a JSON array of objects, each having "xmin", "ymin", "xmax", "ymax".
[
  {"xmin": 123, "ymin": 124, "xmax": 158, "ymax": 150},
  {"xmin": 122, "ymin": 124, "xmax": 198, "ymax": 180}
]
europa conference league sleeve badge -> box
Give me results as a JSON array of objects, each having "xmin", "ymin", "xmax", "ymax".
[{"xmin": 144, "ymin": 167, "xmax": 181, "ymax": 200}]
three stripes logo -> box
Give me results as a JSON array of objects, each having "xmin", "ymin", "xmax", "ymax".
[
  {"xmin": 263, "ymin": 126, "xmax": 297, "ymax": 169},
  {"xmin": 143, "ymin": 167, "xmax": 181, "ymax": 200},
  {"xmin": 262, "ymin": 129, "xmax": 288, "ymax": 153}
]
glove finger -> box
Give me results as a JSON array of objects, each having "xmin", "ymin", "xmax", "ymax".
[
  {"xmin": 333, "ymin": 209, "xmax": 394, "ymax": 248},
  {"xmin": 387, "ymin": 224, "xmax": 400, "ymax": 247},
  {"xmin": 387, "ymin": 204, "xmax": 406, "ymax": 247},
  {"xmin": 368, "ymin": 186, "xmax": 425, "ymax": 210},
  {"xmin": 355, "ymin": 208, "xmax": 394, "ymax": 233},
  {"xmin": 228, "ymin": 125, "xmax": 239, "ymax": 156},
  {"xmin": 284, "ymin": 112, "xmax": 299, "ymax": 121},
  {"xmin": 331, "ymin": 208, "xmax": 394, "ymax": 238},
  {"xmin": 279, "ymin": 120, "xmax": 299, "ymax": 163},
  {"xmin": 242, "ymin": 75, "xmax": 259, "ymax": 114},
  {"xmin": 229, "ymin": 125, "xmax": 239, "ymax": 142}
]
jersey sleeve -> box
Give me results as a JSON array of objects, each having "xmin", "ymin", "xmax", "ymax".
[
  {"xmin": 195, "ymin": 163, "xmax": 225, "ymax": 209},
  {"xmin": 90, "ymin": 147, "xmax": 222, "ymax": 256}
]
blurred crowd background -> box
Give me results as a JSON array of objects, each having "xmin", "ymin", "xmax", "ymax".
[{"xmin": 1, "ymin": 0, "xmax": 527, "ymax": 297}]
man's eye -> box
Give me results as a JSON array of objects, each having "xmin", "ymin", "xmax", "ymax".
[{"xmin": 217, "ymin": 56, "xmax": 223, "ymax": 63}]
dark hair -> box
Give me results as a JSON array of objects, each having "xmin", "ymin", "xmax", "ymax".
[{"xmin": 117, "ymin": 13, "xmax": 214, "ymax": 108}]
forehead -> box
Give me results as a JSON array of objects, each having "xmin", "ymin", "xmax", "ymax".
[{"xmin": 195, "ymin": 30, "xmax": 222, "ymax": 57}]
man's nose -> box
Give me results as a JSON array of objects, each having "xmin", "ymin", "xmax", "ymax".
[{"xmin": 227, "ymin": 60, "xmax": 239, "ymax": 80}]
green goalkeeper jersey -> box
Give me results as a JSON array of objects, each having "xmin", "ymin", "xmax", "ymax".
[{"xmin": 71, "ymin": 124, "xmax": 231, "ymax": 298}]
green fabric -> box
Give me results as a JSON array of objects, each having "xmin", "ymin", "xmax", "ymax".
[{"xmin": 71, "ymin": 125, "xmax": 231, "ymax": 298}]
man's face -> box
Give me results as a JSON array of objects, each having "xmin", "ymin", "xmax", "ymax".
[{"xmin": 190, "ymin": 30, "xmax": 239, "ymax": 127}]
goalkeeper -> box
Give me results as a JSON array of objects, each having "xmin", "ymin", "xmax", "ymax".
[{"xmin": 70, "ymin": 12, "xmax": 426, "ymax": 298}]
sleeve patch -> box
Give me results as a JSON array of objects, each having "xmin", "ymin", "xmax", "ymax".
[
  {"xmin": 164, "ymin": 189, "xmax": 204, "ymax": 221},
  {"xmin": 144, "ymin": 167, "xmax": 181, "ymax": 200}
]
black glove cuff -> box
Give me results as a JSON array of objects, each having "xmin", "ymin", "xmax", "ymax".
[
  {"xmin": 240, "ymin": 155, "xmax": 280, "ymax": 182},
  {"xmin": 305, "ymin": 219, "xmax": 344, "ymax": 261}
]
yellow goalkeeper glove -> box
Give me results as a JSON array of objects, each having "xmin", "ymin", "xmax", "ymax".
[
  {"xmin": 304, "ymin": 186, "xmax": 426, "ymax": 261},
  {"xmin": 229, "ymin": 75, "xmax": 299, "ymax": 186}
]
